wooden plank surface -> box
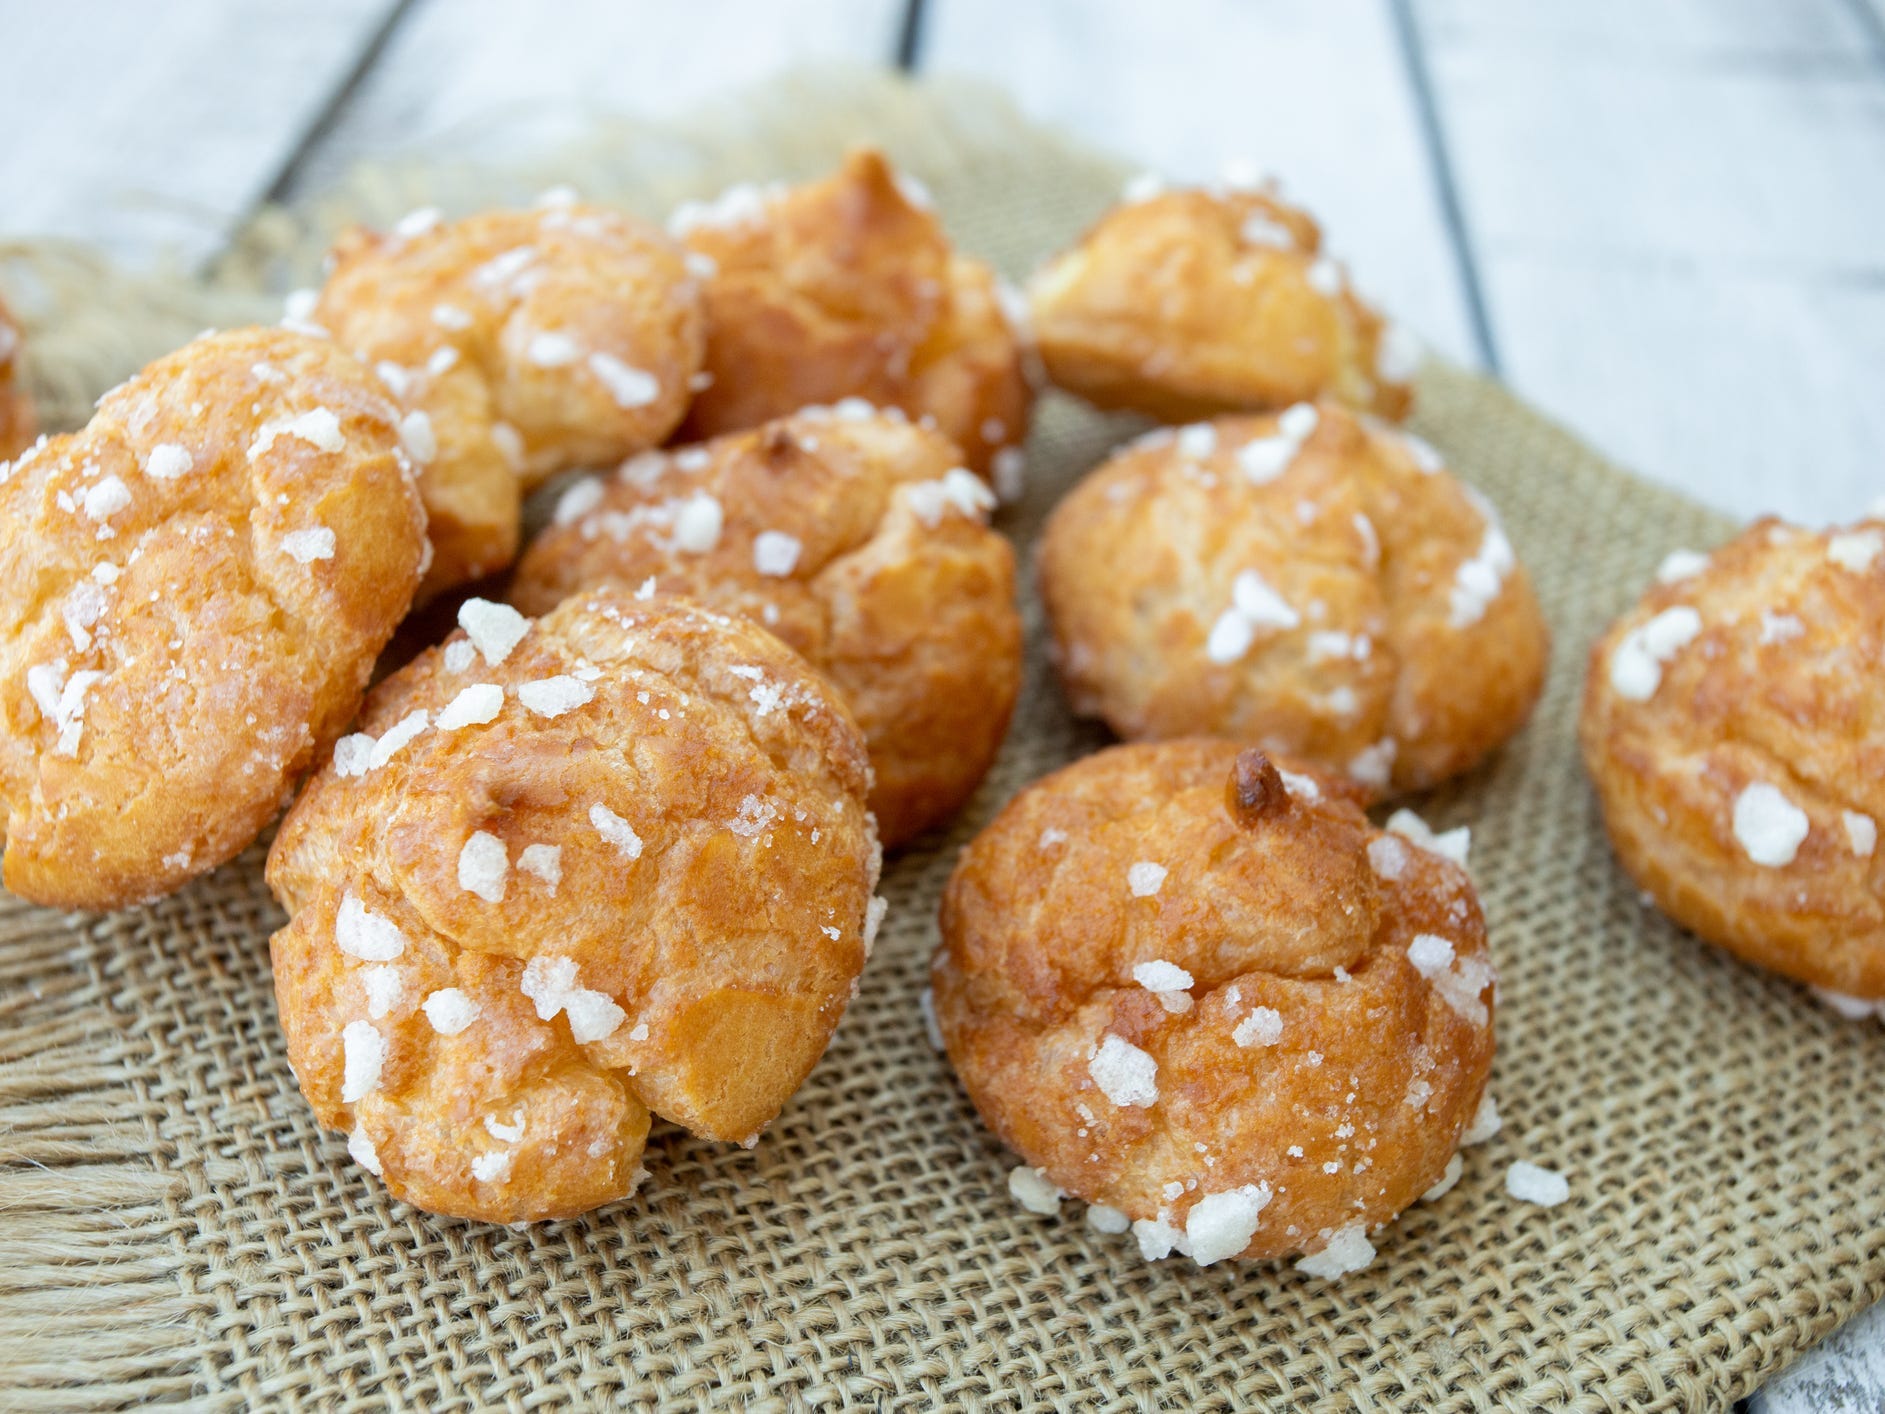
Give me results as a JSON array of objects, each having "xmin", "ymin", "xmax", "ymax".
[
  {"xmin": 282, "ymin": 0, "xmax": 906, "ymax": 201},
  {"xmin": 0, "ymin": 0, "xmax": 402, "ymax": 266},
  {"xmin": 1417, "ymin": 0, "xmax": 1885, "ymax": 525},
  {"xmin": 921, "ymin": 0, "xmax": 1480, "ymax": 366}
]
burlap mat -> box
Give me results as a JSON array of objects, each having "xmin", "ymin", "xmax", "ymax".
[{"xmin": 2, "ymin": 68, "xmax": 1880, "ymax": 1413}]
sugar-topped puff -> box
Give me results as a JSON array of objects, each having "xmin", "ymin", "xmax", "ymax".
[
  {"xmin": 1580, "ymin": 513, "xmax": 1885, "ymax": 998},
  {"xmin": 934, "ymin": 742, "xmax": 1495, "ymax": 1270},
  {"xmin": 1037, "ymin": 403, "xmax": 1548, "ymax": 798},
  {"xmin": 512, "ymin": 407, "xmax": 1022, "ymax": 846},
  {"xmin": 0, "ymin": 293, "xmax": 35, "ymax": 459},
  {"xmin": 0, "ymin": 328, "xmax": 426, "ymax": 911},
  {"xmin": 266, "ymin": 589, "xmax": 882, "ymax": 1223},
  {"xmin": 671, "ymin": 148, "xmax": 1033, "ymax": 484},
  {"xmin": 313, "ymin": 201, "xmax": 706, "ymax": 597},
  {"xmin": 1025, "ymin": 176, "xmax": 1417, "ymax": 425}
]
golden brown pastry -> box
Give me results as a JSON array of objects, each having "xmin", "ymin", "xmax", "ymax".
[
  {"xmin": 671, "ymin": 149, "xmax": 1033, "ymax": 489},
  {"xmin": 1038, "ymin": 403, "xmax": 1547, "ymax": 797},
  {"xmin": 0, "ymin": 328, "xmax": 426, "ymax": 910},
  {"xmin": 933, "ymin": 741, "xmax": 1496, "ymax": 1270},
  {"xmin": 313, "ymin": 197, "xmax": 705, "ymax": 595},
  {"xmin": 1580, "ymin": 517, "xmax": 1885, "ymax": 998},
  {"xmin": 0, "ymin": 294, "xmax": 35, "ymax": 460},
  {"xmin": 1027, "ymin": 174, "xmax": 1417, "ymax": 424},
  {"xmin": 268, "ymin": 589, "xmax": 883, "ymax": 1224},
  {"xmin": 511, "ymin": 406, "xmax": 1022, "ymax": 847}
]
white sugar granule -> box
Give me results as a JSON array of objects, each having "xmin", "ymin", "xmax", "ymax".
[
  {"xmin": 590, "ymin": 803, "xmax": 643, "ymax": 859},
  {"xmin": 563, "ymin": 989, "xmax": 627, "ymax": 1043},
  {"xmin": 1423, "ymin": 1153, "xmax": 1464, "ymax": 1202},
  {"xmin": 1233, "ymin": 1006, "xmax": 1284, "ymax": 1048},
  {"xmin": 671, "ymin": 492, "xmax": 723, "ymax": 552},
  {"xmin": 249, "ymin": 407, "xmax": 344, "ymax": 460},
  {"xmin": 1462, "ymin": 1093, "xmax": 1502, "ymax": 1146},
  {"xmin": 1176, "ymin": 423, "xmax": 1218, "ymax": 459},
  {"xmin": 1277, "ymin": 768, "xmax": 1321, "ymax": 802},
  {"xmin": 340, "ymin": 1021, "xmax": 386, "ymax": 1103},
  {"xmin": 332, "ymin": 734, "xmax": 375, "ymax": 778},
  {"xmin": 1406, "ymin": 933, "xmax": 1456, "ymax": 979},
  {"xmin": 1828, "ymin": 529, "xmax": 1883, "ymax": 573},
  {"xmin": 437, "ymin": 683, "xmax": 504, "ymax": 730},
  {"xmin": 1127, "ymin": 862, "xmax": 1167, "ymax": 897},
  {"xmin": 518, "ymin": 844, "xmax": 563, "ymax": 890},
  {"xmin": 1086, "ymin": 1204, "xmax": 1131, "ymax": 1235},
  {"xmin": 518, "ymin": 675, "xmax": 595, "ymax": 717},
  {"xmin": 1348, "ymin": 739, "xmax": 1397, "ymax": 790},
  {"xmin": 82, "ymin": 475, "xmax": 132, "ymax": 520},
  {"xmin": 1205, "ymin": 608, "xmax": 1257, "ymax": 665},
  {"xmin": 753, "ymin": 530, "xmax": 802, "ymax": 577},
  {"xmin": 589, "ymin": 352, "xmax": 659, "ymax": 409},
  {"xmin": 484, "ymin": 1111, "xmax": 527, "ymax": 1144},
  {"xmin": 1655, "ymin": 549, "xmax": 1709, "ymax": 583},
  {"xmin": 1366, "ymin": 834, "xmax": 1410, "ymax": 881},
  {"xmin": 919, "ymin": 986, "xmax": 945, "ymax": 1051},
  {"xmin": 144, "ymin": 443, "xmax": 192, "ymax": 480},
  {"xmin": 442, "ymin": 639, "xmax": 477, "ymax": 673},
  {"xmin": 433, "ymin": 303, "xmax": 472, "ymax": 330},
  {"xmin": 1505, "ymin": 1160, "xmax": 1570, "ymax": 1207},
  {"xmin": 1610, "ymin": 606, "xmax": 1702, "ymax": 701},
  {"xmin": 1843, "ymin": 811, "xmax": 1877, "ymax": 859},
  {"xmin": 1733, "ymin": 783, "xmax": 1810, "ymax": 867},
  {"xmin": 1387, "ymin": 809, "xmax": 1471, "ymax": 867},
  {"xmin": 399, "ymin": 410, "xmax": 437, "ymax": 464},
  {"xmin": 1295, "ymin": 1223, "xmax": 1376, "ymax": 1278},
  {"xmin": 1449, "ymin": 522, "xmax": 1516, "ymax": 628},
  {"xmin": 470, "ymin": 1150, "xmax": 514, "ymax": 1184},
  {"xmin": 281, "ymin": 527, "xmax": 336, "ymax": 563},
  {"xmin": 1089, "ymin": 1034, "xmax": 1158, "ymax": 1108},
  {"xmin": 1132, "ymin": 960, "xmax": 1193, "ymax": 993},
  {"xmin": 422, "ymin": 988, "xmax": 481, "ymax": 1036},
  {"xmin": 348, "ymin": 1129, "xmax": 382, "ymax": 1176},
  {"xmin": 458, "ymin": 598, "xmax": 529, "ymax": 666},
  {"xmin": 907, "ymin": 468, "xmax": 996, "ymax": 527},
  {"xmin": 359, "ymin": 966, "xmax": 403, "ymax": 1021},
  {"xmin": 527, "ymin": 331, "xmax": 581, "ymax": 367},
  {"xmin": 335, "ymin": 892, "xmax": 406, "ymax": 961},
  {"xmin": 1232, "ymin": 569, "xmax": 1300, "ymax": 630},
  {"xmin": 1008, "ymin": 1166, "xmax": 1063, "ymax": 1216},
  {"xmin": 1185, "ymin": 1183, "xmax": 1273, "ymax": 1266},
  {"xmin": 555, "ymin": 477, "xmax": 605, "ymax": 526},
  {"xmin": 367, "ymin": 710, "xmax": 429, "ymax": 769},
  {"xmin": 520, "ymin": 957, "xmax": 580, "ymax": 1019},
  {"xmin": 457, "ymin": 831, "xmax": 509, "ymax": 903}
]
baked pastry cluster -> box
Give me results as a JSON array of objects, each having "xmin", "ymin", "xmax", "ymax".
[
  {"xmin": 312, "ymin": 197, "xmax": 706, "ymax": 595},
  {"xmin": 671, "ymin": 150, "xmax": 1033, "ymax": 493},
  {"xmin": 0, "ymin": 328, "xmax": 426, "ymax": 909},
  {"xmin": 512, "ymin": 404, "xmax": 1022, "ymax": 846},
  {"xmin": 1038, "ymin": 402, "xmax": 1548, "ymax": 797},
  {"xmin": 267, "ymin": 590, "xmax": 882, "ymax": 1223},
  {"xmin": 1027, "ymin": 173, "xmax": 1418, "ymax": 425},
  {"xmin": 1581, "ymin": 518, "xmax": 1885, "ymax": 1000},
  {"xmin": 0, "ymin": 295, "xmax": 34, "ymax": 459},
  {"xmin": 933, "ymin": 742, "xmax": 1496, "ymax": 1271}
]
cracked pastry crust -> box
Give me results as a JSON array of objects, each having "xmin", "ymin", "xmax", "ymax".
[
  {"xmin": 267, "ymin": 589, "xmax": 883, "ymax": 1224},
  {"xmin": 0, "ymin": 327, "xmax": 426, "ymax": 911},
  {"xmin": 1037, "ymin": 403, "xmax": 1547, "ymax": 798},
  {"xmin": 0, "ymin": 295, "xmax": 34, "ymax": 460},
  {"xmin": 1579, "ymin": 517, "xmax": 1885, "ymax": 997},
  {"xmin": 1026, "ymin": 181, "xmax": 1416, "ymax": 424},
  {"xmin": 511, "ymin": 407, "xmax": 1022, "ymax": 847},
  {"xmin": 933, "ymin": 741, "xmax": 1495, "ymax": 1266},
  {"xmin": 670, "ymin": 149, "xmax": 1033, "ymax": 485},
  {"xmin": 314, "ymin": 199, "xmax": 706, "ymax": 597}
]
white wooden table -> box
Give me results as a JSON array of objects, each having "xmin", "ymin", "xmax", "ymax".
[{"xmin": 1, "ymin": 2, "xmax": 1879, "ymax": 1406}]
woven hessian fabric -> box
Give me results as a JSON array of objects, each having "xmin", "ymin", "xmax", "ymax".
[{"xmin": 2, "ymin": 68, "xmax": 1881, "ymax": 1413}]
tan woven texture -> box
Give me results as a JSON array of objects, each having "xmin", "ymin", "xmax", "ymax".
[{"xmin": 2, "ymin": 69, "xmax": 1882, "ymax": 1413}]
